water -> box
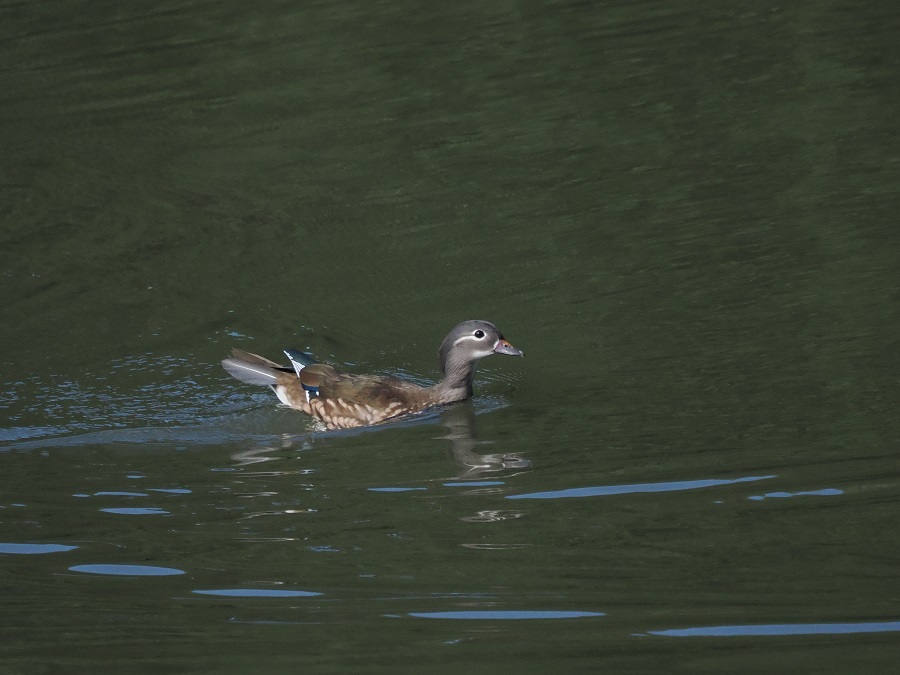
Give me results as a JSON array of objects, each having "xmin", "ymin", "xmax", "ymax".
[{"xmin": 2, "ymin": 0, "xmax": 899, "ymax": 672}]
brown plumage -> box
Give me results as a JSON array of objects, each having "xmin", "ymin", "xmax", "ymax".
[{"xmin": 221, "ymin": 320, "xmax": 523, "ymax": 430}]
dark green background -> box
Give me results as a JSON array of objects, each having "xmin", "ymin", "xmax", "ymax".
[{"xmin": 2, "ymin": 1, "xmax": 898, "ymax": 672}]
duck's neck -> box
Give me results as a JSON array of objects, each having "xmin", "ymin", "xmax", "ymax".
[{"xmin": 431, "ymin": 357, "xmax": 477, "ymax": 403}]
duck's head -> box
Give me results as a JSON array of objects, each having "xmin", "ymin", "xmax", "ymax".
[{"xmin": 438, "ymin": 320, "xmax": 523, "ymax": 391}]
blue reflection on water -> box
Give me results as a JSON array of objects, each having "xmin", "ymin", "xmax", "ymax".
[
  {"xmin": 148, "ymin": 488, "xmax": 192, "ymax": 494},
  {"xmin": 193, "ymin": 589, "xmax": 322, "ymax": 598},
  {"xmin": 308, "ymin": 545, "xmax": 340, "ymax": 553},
  {"xmin": 443, "ymin": 481, "xmax": 505, "ymax": 487},
  {"xmin": 368, "ymin": 487, "xmax": 428, "ymax": 493},
  {"xmin": 648, "ymin": 621, "xmax": 900, "ymax": 637},
  {"xmin": 94, "ymin": 491, "xmax": 148, "ymax": 497},
  {"xmin": 100, "ymin": 507, "xmax": 170, "ymax": 515},
  {"xmin": 409, "ymin": 610, "xmax": 605, "ymax": 620},
  {"xmin": 507, "ymin": 475, "xmax": 776, "ymax": 500},
  {"xmin": 70, "ymin": 564, "xmax": 185, "ymax": 576},
  {"xmin": 0, "ymin": 426, "xmax": 68, "ymax": 443},
  {"xmin": 748, "ymin": 488, "xmax": 843, "ymax": 501},
  {"xmin": 0, "ymin": 543, "xmax": 78, "ymax": 554}
]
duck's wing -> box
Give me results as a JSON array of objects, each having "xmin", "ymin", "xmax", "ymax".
[{"xmin": 319, "ymin": 374, "xmax": 427, "ymax": 411}]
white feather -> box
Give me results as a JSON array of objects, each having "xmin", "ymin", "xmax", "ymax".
[{"xmin": 221, "ymin": 358, "xmax": 280, "ymax": 386}]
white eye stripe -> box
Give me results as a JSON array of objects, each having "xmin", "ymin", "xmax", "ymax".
[{"xmin": 453, "ymin": 334, "xmax": 490, "ymax": 347}]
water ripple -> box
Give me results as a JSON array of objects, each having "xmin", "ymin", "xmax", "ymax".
[
  {"xmin": 507, "ymin": 475, "xmax": 776, "ymax": 500},
  {"xmin": 70, "ymin": 564, "xmax": 184, "ymax": 576},
  {"xmin": 748, "ymin": 488, "xmax": 843, "ymax": 501},
  {"xmin": 409, "ymin": 610, "xmax": 605, "ymax": 620},
  {"xmin": 100, "ymin": 507, "xmax": 170, "ymax": 515},
  {"xmin": 0, "ymin": 543, "xmax": 78, "ymax": 554},
  {"xmin": 647, "ymin": 620, "xmax": 900, "ymax": 637},
  {"xmin": 193, "ymin": 589, "xmax": 321, "ymax": 598}
]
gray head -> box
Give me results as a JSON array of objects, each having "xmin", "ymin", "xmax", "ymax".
[{"xmin": 437, "ymin": 320, "xmax": 523, "ymax": 395}]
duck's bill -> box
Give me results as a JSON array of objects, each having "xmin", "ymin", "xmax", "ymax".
[{"xmin": 493, "ymin": 339, "xmax": 524, "ymax": 357}]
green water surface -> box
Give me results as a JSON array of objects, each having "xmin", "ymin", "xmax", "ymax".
[{"xmin": 2, "ymin": 1, "xmax": 899, "ymax": 672}]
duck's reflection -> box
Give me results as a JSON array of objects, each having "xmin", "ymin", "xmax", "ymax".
[
  {"xmin": 228, "ymin": 402, "xmax": 531, "ymax": 478},
  {"xmin": 438, "ymin": 404, "xmax": 531, "ymax": 479},
  {"xmin": 229, "ymin": 434, "xmax": 311, "ymax": 466}
]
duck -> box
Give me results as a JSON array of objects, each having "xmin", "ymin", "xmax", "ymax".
[{"xmin": 221, "ymin": 320, "xmax": 523, "ymax": 430}]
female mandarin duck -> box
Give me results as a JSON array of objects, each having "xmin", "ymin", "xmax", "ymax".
[{"xmin": 221, "ymin": 320, "xmax": 523, "ymax": 430}]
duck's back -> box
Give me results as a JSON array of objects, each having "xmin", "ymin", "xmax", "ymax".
[{"xmin": 276, "ymin": 366, "xmax": 433, "ymax": 429}]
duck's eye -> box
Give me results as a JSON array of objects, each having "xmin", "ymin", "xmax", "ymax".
[{"xmin": 474, "ymin": 329, "xmax": 485, "ymax": 339}]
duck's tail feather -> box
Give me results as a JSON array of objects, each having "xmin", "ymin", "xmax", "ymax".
[
  {"xmin": 230, "ymin": 348, "xmax": 283, "ymax": 368},
  {"xmin": 221, "ymin": 358, "xmax": 282, "ymax": 386}
]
